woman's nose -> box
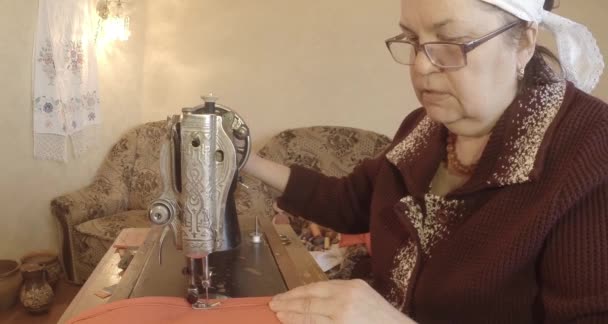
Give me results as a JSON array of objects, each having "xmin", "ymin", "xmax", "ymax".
[{"xmin": 412, "ymin": 48, "xmax": 439, "ymax": 76}]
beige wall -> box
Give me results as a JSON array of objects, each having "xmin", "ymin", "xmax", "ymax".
[
  {"xmin": 0, "ymin": 0, "xmax": 607, "ymax": 261},
  {"xmin": 139, "ymin": 0, "xmax": 412, "ymax": 149}
]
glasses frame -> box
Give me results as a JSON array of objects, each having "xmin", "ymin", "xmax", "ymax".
[{"xmin": 385, "ymin": 20, "xmax": 522, "ymax": 69}]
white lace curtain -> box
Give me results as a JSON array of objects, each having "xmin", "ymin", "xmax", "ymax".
[{"xmin": 33, "ymin": 0, "xmax": 101, "ymax": 162}]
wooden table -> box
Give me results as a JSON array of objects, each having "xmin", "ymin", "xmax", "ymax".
[
  {"xmin": 59, "ymin": 219, "xmax": 326, "ymax": 323},
  {"xmin": 58, "ymin": 237, "xmax": 124, "ymax": 323},
  {"xmin": 259, "ymin": 216, "xmax": 328, "ymax": 289}
]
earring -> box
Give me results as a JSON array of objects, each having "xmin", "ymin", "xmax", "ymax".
[{"xmin": 517, "ymin": 67, "xmax": 525, "ymax": 81}]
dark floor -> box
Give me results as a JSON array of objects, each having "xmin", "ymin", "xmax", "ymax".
[{"xmin": 0, "ymin": 279, "xmax": 80, "ymax": 324}]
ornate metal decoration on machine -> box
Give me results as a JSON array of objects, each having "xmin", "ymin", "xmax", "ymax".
[{"xmin": 148, "ymin": 94, "xmax": 252, "ymax": 309}]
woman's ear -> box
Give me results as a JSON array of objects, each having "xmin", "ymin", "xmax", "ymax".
[{"xmin": 518, "ymin": 22, "xmax": 539, "ymax": 68}]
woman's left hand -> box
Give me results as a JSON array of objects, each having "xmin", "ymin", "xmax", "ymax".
[{"xmin": 269, "ymin": 279, "xmax": 416, "ymax": 324}]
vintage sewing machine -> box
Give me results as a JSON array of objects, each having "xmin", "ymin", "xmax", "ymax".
[{"xmin": 147, "ymin": 94, "xmax": 259, "ymax": 309}]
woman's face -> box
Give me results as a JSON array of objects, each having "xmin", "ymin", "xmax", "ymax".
[{"xmin": 401, "ymin": 0, "xmax": 521, "ymax": 136}]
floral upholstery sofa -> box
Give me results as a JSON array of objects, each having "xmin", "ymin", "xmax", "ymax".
[
  {"xmin": 51, "ymin": 121, "xmax": 390, "ymax": 284},
  {"xmin": 257, "ymin": 127, "xmax": 390, "ymax": 281}
]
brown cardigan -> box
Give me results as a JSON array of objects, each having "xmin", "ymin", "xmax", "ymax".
[{"xmin": 277, "ymin": 80, "xmax": 608, "ymax": 323}]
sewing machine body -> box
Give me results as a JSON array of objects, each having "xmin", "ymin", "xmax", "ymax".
[{"xmin": 148, "ymin": 95, "xmax": 252, "ymax": 308}]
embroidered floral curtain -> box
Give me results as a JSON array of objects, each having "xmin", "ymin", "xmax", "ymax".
[{"xmin": 33, "ymin": 0, "xmax": 101, "ymax": 161}]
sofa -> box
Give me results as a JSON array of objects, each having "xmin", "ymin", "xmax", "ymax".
[{"xmin": 51, "ymin": 121, "xmax": 391, "ymax": 284}]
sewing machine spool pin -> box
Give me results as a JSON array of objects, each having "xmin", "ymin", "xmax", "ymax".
[
  {"xmin": 237, "ymin": 177, "xmax": 262, "ymax": 244},
  {"xmin": 250, "ymin": 216, "xmax": 263, "ymax": 244}
]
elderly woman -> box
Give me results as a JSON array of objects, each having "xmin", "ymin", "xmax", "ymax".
[{"xmin": 244, "ymin": 0, "xmax": 607, "ymax": 322}]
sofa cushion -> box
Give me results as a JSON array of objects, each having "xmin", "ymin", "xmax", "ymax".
[{"xmin": 75, "ymin": 210, "xmax": 151, "ymax": 243}]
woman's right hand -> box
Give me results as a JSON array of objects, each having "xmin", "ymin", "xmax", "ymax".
[
  {"xmin": 269, "ymin": 280, "xmax": 416, "ymax": 324},
  {"xmin": 242, "ymin": 153, "xmax": 291, "ymax": 192}
]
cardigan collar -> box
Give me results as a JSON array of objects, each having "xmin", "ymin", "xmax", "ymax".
[{"xmin": 386, "ymin": 80, "xmax": 571, "ymax": 198}]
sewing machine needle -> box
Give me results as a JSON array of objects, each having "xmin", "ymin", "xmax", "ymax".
[{"xmin": 206, "ymin": 286, "xmax": 209, "ymax": 306}]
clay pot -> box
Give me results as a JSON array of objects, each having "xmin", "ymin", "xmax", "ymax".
[
  {"xmin": 21, "ymin": 251, "xmax": 62, "ymax": 289},
  {"xmin": 0, "ymin": 259, "xmax": 23, "ymax": 310},
  {"xmin": 19, "ymin": 263, "xmax": 54, "ymax": 314}
]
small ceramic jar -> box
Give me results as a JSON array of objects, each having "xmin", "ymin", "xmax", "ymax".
[{"xmin": 19, "ymin": 263, "xmax": 54, "ymax": 314}]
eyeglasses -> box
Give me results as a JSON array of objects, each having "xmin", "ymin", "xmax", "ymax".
[{"xmin": 385, "ymin": 21, "xmax": 521, "ymax": 69}]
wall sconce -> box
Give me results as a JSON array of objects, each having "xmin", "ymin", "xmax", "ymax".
[{"xmin": 96, "ymin": 0, "xmax": 130, "ymax": 43}]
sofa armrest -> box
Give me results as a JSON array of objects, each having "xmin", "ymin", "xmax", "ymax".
[
  {"xmin": 51, "ymin": 176, "xmax": 128, "ymax": 227},
  {"xmin": 51, "ymin": 174, "xmax": 129, "ymax": 283}
]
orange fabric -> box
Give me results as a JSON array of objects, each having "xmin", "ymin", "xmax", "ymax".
[
  {"xmin": 67, "ymin": 296, "xmax": 280, "ymax": 324},
  {"xmin": 339, "ymin": 233, "xmax": 372, "ymax": 255}
]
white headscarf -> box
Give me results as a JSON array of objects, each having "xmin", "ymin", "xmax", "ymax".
[{"xmin": 481, "ymin": 0, "xmax": 604, "ymax": 93}]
